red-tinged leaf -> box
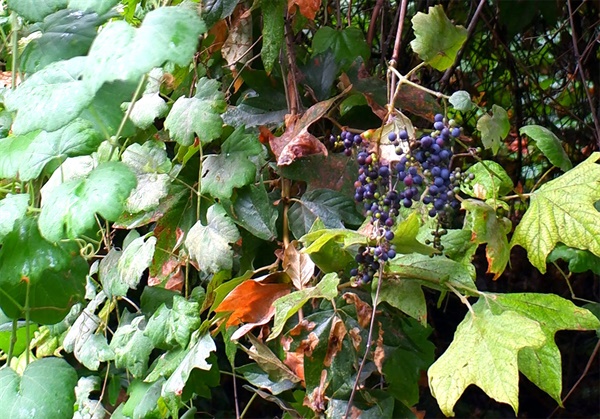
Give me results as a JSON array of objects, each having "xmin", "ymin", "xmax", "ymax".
[
  {"xmin": 267, "ymin": 88, "xmax": 350, "ymax": 166},
  {"xmin": 215, "ymin": 280, "xmax": 291, "ymax": 327},
  {"xmin": 288, "ymin": 0, "xmax": 321, "ymax": 20}
]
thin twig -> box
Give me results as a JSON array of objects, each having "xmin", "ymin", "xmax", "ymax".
[
  {"xmin": 232, "ymin": 360, "xmax": 241, "ymax": 419},
  {"xmin": 566, "ymin": 0, "xmax": 600, "ymax": 147},
  {"xmin": 344, "ymin": 264, "xmax": 384, "ymax": 418},
  {"xmin": 366, "ymin": 0, "xmax": 385, "ymax": 48},
  {"xmin": 440, "ymin": 0, "xmax": 486, "ymax": 89},
  {"xmin": 389, "ymin": 0, "xmax": 408, "ymax": 100}
]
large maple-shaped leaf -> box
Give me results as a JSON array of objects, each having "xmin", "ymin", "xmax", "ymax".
[
  {"xmin": 185, "ymin": 204, "xmax": 241, "ymax": 273},
  {"xmin": 463, "ymin": 199, "xmax": 512, "ymax": 279},
  {"xmin": 39, "ymin": 161, "xmax": 137, "ymax": 241},
  {"xmin": 109, "ymin": 315, "xmax": 154, "ymax": 379},
  {"xmin": 83, "ymin": 6, "xmax": 205, "ymax": 92},
  {"xmin": 511, "ymin": 152, "xmax": 600, "ymax": 273},
  {"xmin": 489, "ymin": 293, "xmax": 600, "ymax": 404},
  {"xmin": 410, "ymin": 5, "xmax": 467, "ymax": 71},
  {"xmin": 164, "ymin": 77, "xmax": 226, "ymax": 146},
  {"xmin": 144, "ymin": 296, "xmax": 201, "ymax": 350},
  {"xmin": 428, "ymin": 299, "xmax": 546, "ymax": 416},
  {"xmin": 201, "ymin": 126, "xmax": 263, "ymax": 200}
]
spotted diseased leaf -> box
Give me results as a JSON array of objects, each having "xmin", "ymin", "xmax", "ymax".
[
  {"xmin": 511, "ymin": 152, "xmax": 600, "ymax": 273},
  {"xmin": 463, "ymin": 199, "xmax": 512, "ymax": 279},
  {"xmin": 117, "ymin": 235, "xmax": 157, "ymax": 290},
  {"xmin": 477, "ymin": 105, "xmax": 510, "ymax": 154},
  {"xmin": 428, "ymin": 299, "xmax": 546, "ymax": 416},
  {"xmin": 410, "ymin": 5, "xmax": 467, "ymax": 71},
  {"xmin": 144, "ymin": 296, "xmax": 201, "ymax": 350},
  {"xmin": 109, "ymin": 316, "xmax": 154, "ymax": 379},
  {"xmin": 185, "ymin": 204, "xmax": 241, "ymax": 274},
  {"xmin": 201, "ymin": 127, "xmax": 263, "ymax": 200},
  {"xmin": 164, "ymin": 77, "xmax": 226, "ymax": 146},
  {"xmin": 38, "ymin": 162, "xmax": 137, "ymax": 242}
]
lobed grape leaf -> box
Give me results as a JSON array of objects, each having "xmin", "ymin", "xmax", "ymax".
[
  {"xmin": 462, "ymin": 199, "xmax": 512, "ymax": 279},
  {"xmin": 489, "ymin": 293, "xmax": 600, "ymax": 404},
  {"xmin": 449, "ymin": 90, "xmax": 474, "ymax": 111},
  {"xmin": 477, "ymin": 105, "xmax": 510, "ymax": 154},
  {"xmin": 312, "ymin": 26, "xmax": 370, "ymax": 70},
  {"xmin": 124, "ymin": 69, "xmax": 169, "ymax": 130},
  {"xmin": 185, "ymin": 204, "xmax": 241, "ymax": 274},
  {"xmin": 520, "ymin": 125, "xmax": 572, "ymax": 172},
  {"xmin": 410, "ymin": 5, "xmax": 467, "ymax": 71},
  {"xmin": 4, "ymin": 57, "xmax": 92, "ymax": 135},
  {"xmin": 0, "ymin": 357, "xmax": 77, "ymax": 419},
  {"xmin": 83, "ymin": 7, "xmax": 205, "ymax": 92},
  {"xmin": 144, "ymin": 296, "xmax": 201, "ymax": 350},
  {"xmin": 39, "ymin": 161, "xmax": 137, "ymax": 242},
  {"xmin": 221, "ymin": 184, "xmax": 279, "ymax": 241},
  {"xmin": 201, "ymin": 127, "xmax": 263, "ymax": 200},
  {"xmin": 511, "ymin": 152, "xmax": 600, "ymax": 273},
  {"xmin": 164, "ymin": 77, "xmax": 226, "ymax": 146},
  {"xmin": 109, "ymin": 315, "xmax": 154, "ymax": 379},
  {"xmin": 428, "ymin": 299, "xmax": 546, "ymax": 416}
]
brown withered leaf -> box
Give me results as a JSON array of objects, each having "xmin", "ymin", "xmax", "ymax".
[
  {"xmin": 324, "ymin": 316, "xmax": 347, "ymax": 367},
  {"xmin": 288, "ymin": 0, "xmax": 321, "ymax": 20},
  {"xmin": 222, "ymin": 4, "xmax": 253, "ymax": 67},
  {"xmin": 284, "ymin": 351, "xmax": 305, "ymax": 382},
  {"xmin": 348, "ymin": 327, "xmax": 362, "ymax": 352},
  {"xmin": 207, "ymin": 20, "xmax": 228, "ymax": 55},
  {"xmin": 214, "ymin": 280, "xmax": 291, "ymax": 327},
  {"xmin": 373, "ymin": 323, "xmax": 385, "ymax": 374},
  {"xmin": 240, "ymin": 333, "xmax": 301, "ymax": 383},
  {"xmin": 267, "ymin": 86, "xmax": 351, "ymax": 166},
  {"xmin": 343, "ymin": 292, "xmax": 373, "ymax": 329},
  {"xmin": 283, "ymin": 240, "xmax": 315, "ymax": 290},
  {"xmin": 304, "ymin": 369, "xmax": 329, "ymax": 413}
]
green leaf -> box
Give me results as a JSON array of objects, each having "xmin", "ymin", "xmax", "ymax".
[
  {"xmin": 377, "ymin": 276, "xmax": 427, "ymax": 326},
  {"xmin": 68, "ymin": 0, "xmax": 120, "ymax": 14},
  {"xmin": 0, "ymin": 313, "xmax": 37, "ymax": 357},
  {"xmin": 125, "ymin": 69, "xmax": 169, "ymax": 129},
  {"xmin": 520, "ymin": 125, "xmax": 572, "ymax": 172},
  {"xmin": 0, "ymin": 119, "xmax": 103, "ymax": 181},
  {"xmin": 4, "ymin": 57, "xmax": 92, "ymax": 135},
  {"xmin": 268, "ymin": 272, "xmax": 339, "ymax": 340},
  {"xmin": 201, "ymin": 126, "xmax": 263, "ymax": 200},
  {"xmin": 390, "ymin": 212, "xmax": 436, "ymax": 255},
  {"xmin": 222, "ymin": 184, "xmax": 278, "ymax": 241},
  {"xmin": 260, "ymin": 0, "xmax": 285, "ymax": 73},
  {"xmin": 39, "ymin": 161, "xmax": 137, "ymax": 241},
  {"xmin": 20, "ymin": 10, "xmax": 107, "ymax": 74},
  {"xmin": 462, "ymin": 199, "xmax": 512, "ymax": 279},
  {"xmin": 385, "ymin": 253, "xmax": 477, "ymax": 293},
  {"xmin": 237, "ymin": 364, "xmax": 297, "ymax": 395},
  {"xmin": 410, "ymin": 5, "xmax": 467, "ymax": 71},
  {"xmin": 0, "ymin": 358, "xmax": 77, "ymax": 419},
  {"xmin": 489, "ymin": 293, "xmax": 600, "ymax": 404},
  {"xmin": 144, "ymin": 296, "xmax": 201, "ymax": 350},
  {"xmin": 440, "ymin": 228, "xmax": 478, "ymax": 266},
  {"xmin": 547, "ymin": 244, "xmax": 600, "ymax": 275},
  {"xmin": 185, "ymin": 204, "xmax": 241, "ymax": 274},
  {"xmin": 164, "ymin": 77, "xmax": 226, "ymax": 146},
  {"xmin": 477, "ymin": 105, "xmax": 510, "ymax": 154},
  {"xmin": 121, "ymin": 379, "xmax": 163, "ymax": 419},
  {"xmin": 289, "ymin": 189, "xmax": 362, "ymax": 239},
  {"xmin": 0, "ymin": 217, "xmax": 87, "ymax": 324},
  {"xmin": 76, "ymin": 333, "xmax": 115, "ymax": 371},
  {"xmin": 511, "ymin": 152, "xmax": 600, "ymax": 273},
  {"xmin": 109, "ymin": 315, "xmax": 154, "ymax": 378},
  {"xmin": 449, "ymin": 90, "xmax": 474, "ymax": 111},
  {"xmin": 83, "ymin": 7, "xmax": 206, "ymax": 92},
  {"xmin": 312, "ymin": 26, "xmax": 370, "ymax": 70},
  {"xmin": 162, "ymin": 333, "xmax": 217, "ymax": 396},
  {"xmin": 460, "ymin": 160, "xmax": 513, "ymax": 200},
  {"xmin": 117, "ymin": 235, "xmax": 157, "ymax": 291},
  {"xmin": 7, "ymin": 0, "xmax": 67, "ymax": 22},
  {"xmin": 0, "ymin": 194, "xmax": 29, "ymax": 243},
  {"xmin": 300, "ymin": 226, "xmax": 365, "ymax": 273},
  {"xmin": 201, "ymin": 0, "xmax": 240, "ymax": 28},
  {"xmin": 428, "ymin": 299, "xmax": 546, "ymax": 416},
  {"xmin": 382, "ymin": 317, "xmax": 435, "ymax": 406}
]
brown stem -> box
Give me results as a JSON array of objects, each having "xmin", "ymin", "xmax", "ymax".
[
  {"xmin": 389, "ymin": 0, "xmax": 408, "ymax": 100},
  {"xmin": 566, "ymin": 0, "xmax": 600, "ymax": 147},
  {"xmin": 284, "ymin": 12, "xmax": 301, "ymax": 116},
  {"xmin": 440, "ymin": 0, "xmax": 486, "ymax": 89},
  {"xmin": 366, "ymin": 0, "xmax": 385, "ymax": 48}
]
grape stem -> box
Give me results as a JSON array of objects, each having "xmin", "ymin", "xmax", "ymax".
[{"xmin": 344, "ymin": 262, "xmax": 384, "ymax": 418}]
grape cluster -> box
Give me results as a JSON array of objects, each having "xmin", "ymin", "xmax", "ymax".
[{"xmin": 327, "ymin": 130, "xmax": 362, "ymax": 156}]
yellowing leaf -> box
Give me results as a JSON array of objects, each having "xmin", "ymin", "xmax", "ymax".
[
  {"xmin": 511, "ymin": 152, "xmax": 600, "ymax": 273},
  {"xmin": 428, "ymin": 300, "xmax": 546, "ymax": 416}
]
